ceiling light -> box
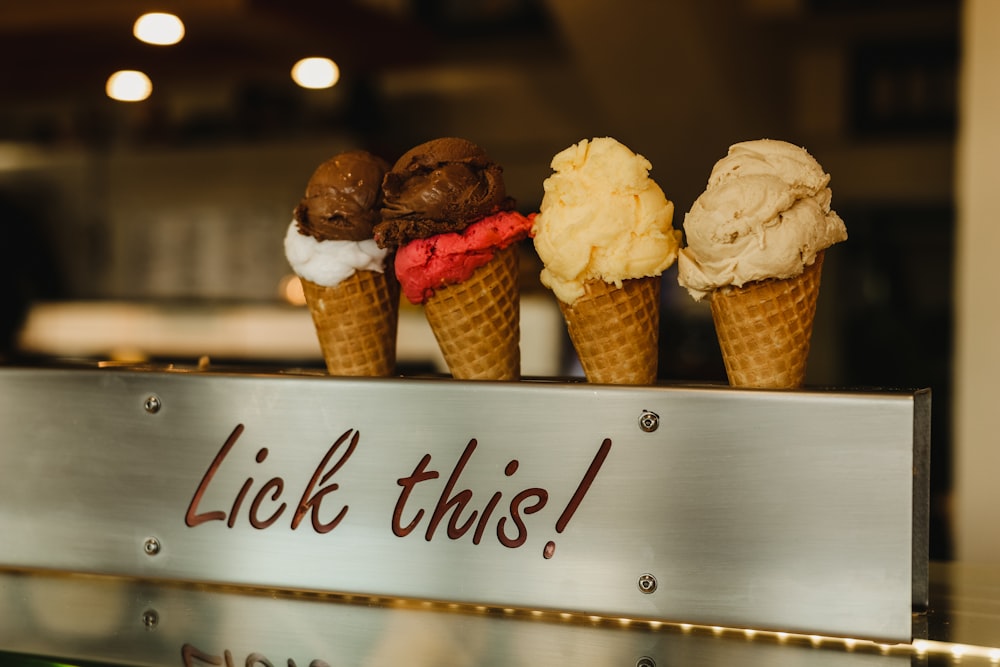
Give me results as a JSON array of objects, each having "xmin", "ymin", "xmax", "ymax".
[
  {"xmin": 133, "ymin": 12, "xmax": 185, "ymax": 46},
  {"xmin": 106, "ymin": 70, "xmax": 152, "ymax": 102},
  {"xmin": 291, "ymin": 57, "xmax": 340, "ymax": 89}
]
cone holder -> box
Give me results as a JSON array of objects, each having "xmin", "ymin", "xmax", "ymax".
[{"xmin": 0, "ymin": 365, "xmax": 929, "ymax": 643}]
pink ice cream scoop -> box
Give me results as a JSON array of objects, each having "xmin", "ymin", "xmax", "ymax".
[{"xmin": 394, "ymin": 210, "xmax": 534, "ymax": 304}]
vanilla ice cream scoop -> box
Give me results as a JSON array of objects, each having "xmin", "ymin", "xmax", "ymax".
[
  {"xmin": 677, "ymin": 139, "xmax": 847, "ymax": 301},
  {"xmin": 284, "ymin": 221, "xmax": 389, "ymax": 287},
  {"xmin": 532, "ymin": 137, "xmax": 681, "ymax": 304}
]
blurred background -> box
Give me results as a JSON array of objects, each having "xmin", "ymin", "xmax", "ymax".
[{"xmin": 0, "ymin": 0, "xmax": 989, "ymax": 564}]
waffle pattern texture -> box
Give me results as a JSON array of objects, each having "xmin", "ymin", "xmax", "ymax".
[
  {"xmin": 424, "ymin": 245, "xmax": 521, "ymax": 380},
  {"xmin": 559, "ymin": 275, "xmax": 660, "ymax": 385},
  {"xmin": 710, "ymin": 251, "xmax": 825, "ymax": 388},
  {"xmin": 301, "ymin": 269, "xmax": 400, "ymax": 377}
]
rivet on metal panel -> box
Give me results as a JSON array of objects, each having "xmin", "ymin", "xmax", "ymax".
[
  {"xmin": 636, "ymin": 658, "xmax": 656, "ymax": 667},
  {"xmin": 637, "ymin": 573, "xmax": 657, "ymax": 594},
  {"xmin": 142, "ymin": 609, "xmax": 159, "ymax": 629},
  {"xmin": 143, "ymin": 537, "xmax": 161, "ymax": 555},
  {"xmin": 143, "ymin": 395, "xmax": 162, "ymax": 414},
  {"xmin": 638, "ymin": 411, "xmax": 659, "ymax": 433}
]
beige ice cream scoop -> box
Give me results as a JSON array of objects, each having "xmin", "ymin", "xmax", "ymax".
[
  {"xmin": 677, "ymin": 139, "xmax": 847, "ymax": 388},
  {"xmin": 677, "ymin": 139, "xmax": 846, "ymax": 301}
]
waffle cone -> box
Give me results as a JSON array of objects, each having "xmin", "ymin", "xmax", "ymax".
[
  {"xmin": 300, "ymin": 269, "xmax": 399, "ymax": 377},
  {"xmin": 709, "ymin": 251, "xmax": 825, "ymax": 389},
  {"xmin": 423, "ymin": 245, "xmax": 520, "ymax": 380},
  {"xmin": 558, "ymin": 275, "xmax": 660, "ymax": 385}
]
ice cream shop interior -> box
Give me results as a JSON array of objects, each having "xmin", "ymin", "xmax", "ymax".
[{"xmin": 2, "ymin": 0, "xmax": 1000, "ymax": 665}]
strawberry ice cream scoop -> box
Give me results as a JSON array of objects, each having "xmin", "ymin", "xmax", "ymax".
[{"xmin": 395, "ymin": 210, "xmax": 533, "ymax": 304}]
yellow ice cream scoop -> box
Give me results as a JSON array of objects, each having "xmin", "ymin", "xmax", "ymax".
[
  {"xmin": 532, "ymin": 137, "xmax": 680, "ymax": 306},
  {"xmin": 532, "ymin": 137, "xmax": 681, "ymax": 385}
]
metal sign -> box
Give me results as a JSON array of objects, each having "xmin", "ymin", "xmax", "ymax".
[{"xmin": 0, "ymin": 367, "xmax": 929, "ymax": 642}]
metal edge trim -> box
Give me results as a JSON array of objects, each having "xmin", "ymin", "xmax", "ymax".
[{"xmin": 912, "ymin": 387, "xmax": 932, "ymax": 612}]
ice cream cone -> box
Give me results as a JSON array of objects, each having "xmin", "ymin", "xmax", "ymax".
[
  {"xmin": 558, "ymin": 275, "xmax": 660, "ymax": 385},
  {"xmin": 300, "ymin": 268, "xmax": 399, "ymax": 377},
  {"xmin": 423, "ymin": 244, "xmax": 520, "ymax": 380},
  {"xmin": 709, "ymin": 251, "xmax": 825, "ymax": 389}
]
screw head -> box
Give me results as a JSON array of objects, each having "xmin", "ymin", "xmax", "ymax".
[
  {"xmin": 143, "ymin": 537, "xmax": 161, "ymax": 555},
  {"xmin": 636, "ymin": 658, "xmax": 656, "ymax": 667},
  {"xmin": 637, "ymin": 573, "xmax": 657, "ymax": 594},
  {"xmin": 143, "ymin": 395, "xmax": 161, "ymax": 414},
  {"xmin": 638, "ymin": 410, "xmax": 659, "ymax": 433},
  {"xmin": 142, "ymin": 609, "xmax": 159, "ymax": 629}
]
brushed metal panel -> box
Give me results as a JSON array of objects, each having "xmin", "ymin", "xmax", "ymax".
[{"xmin": 0, "ymin": 367, "xmax": 926, "ymax": 642}]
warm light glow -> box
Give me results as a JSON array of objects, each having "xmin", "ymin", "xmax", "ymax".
[
  {"xmin": 106, "ymin": 70, "xmax": 152, "ymax": 102},
  {"xmin": 133, "ymin": 12, "xmax": 185, "ymax": 45},
  {"xmin": 279, "ymin": 275, "xmax": 306, "ymax": 306},
  {"xmin": 291, "ymin": 57, "xmax": 340, "ymax": 89}
]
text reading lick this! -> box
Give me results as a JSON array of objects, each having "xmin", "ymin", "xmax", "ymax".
[{"xmin": 185, "ymin": 424, "xmax": 613, "ymax": 560}]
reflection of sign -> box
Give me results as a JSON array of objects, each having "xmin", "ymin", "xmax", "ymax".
[
  {"xmin": 183, "ymin": 644, "xmax": 331, "ymax": 667},
  {"xmin": 0, "ymin": 367, "xmax": 929, "ymax": 642},
  {"xmin": 0, "ymin": 568, "xmax": 918, "ymax": 667},
  {"xmin": 185, "ymin": 424, "xmax": 612, "ymax": 559}
]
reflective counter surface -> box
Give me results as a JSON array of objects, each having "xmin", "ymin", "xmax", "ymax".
[{"xmin": 0, "ymin": 563, "xmax": 997, "ymax": 666}]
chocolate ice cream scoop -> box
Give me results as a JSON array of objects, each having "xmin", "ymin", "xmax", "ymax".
[
  {"xmin": 375, "ymin": 137, "xmax": 513, "ymax": 249},
  {"xmin": 294, "ymin": 150, "xmax": 390, "ymax": 243}
]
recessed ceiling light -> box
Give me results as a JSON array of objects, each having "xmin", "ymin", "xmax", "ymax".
[
  {"xmin": 133, "ymin": 12, "xmax": 185, "ymax": 46},
  {"xmin": 106, "ymin": 70, "xmax": 152, "ymax": 102},
  {"xmin": 291, "ymin": 57, "xmax": 340, "ymax": 89}
]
